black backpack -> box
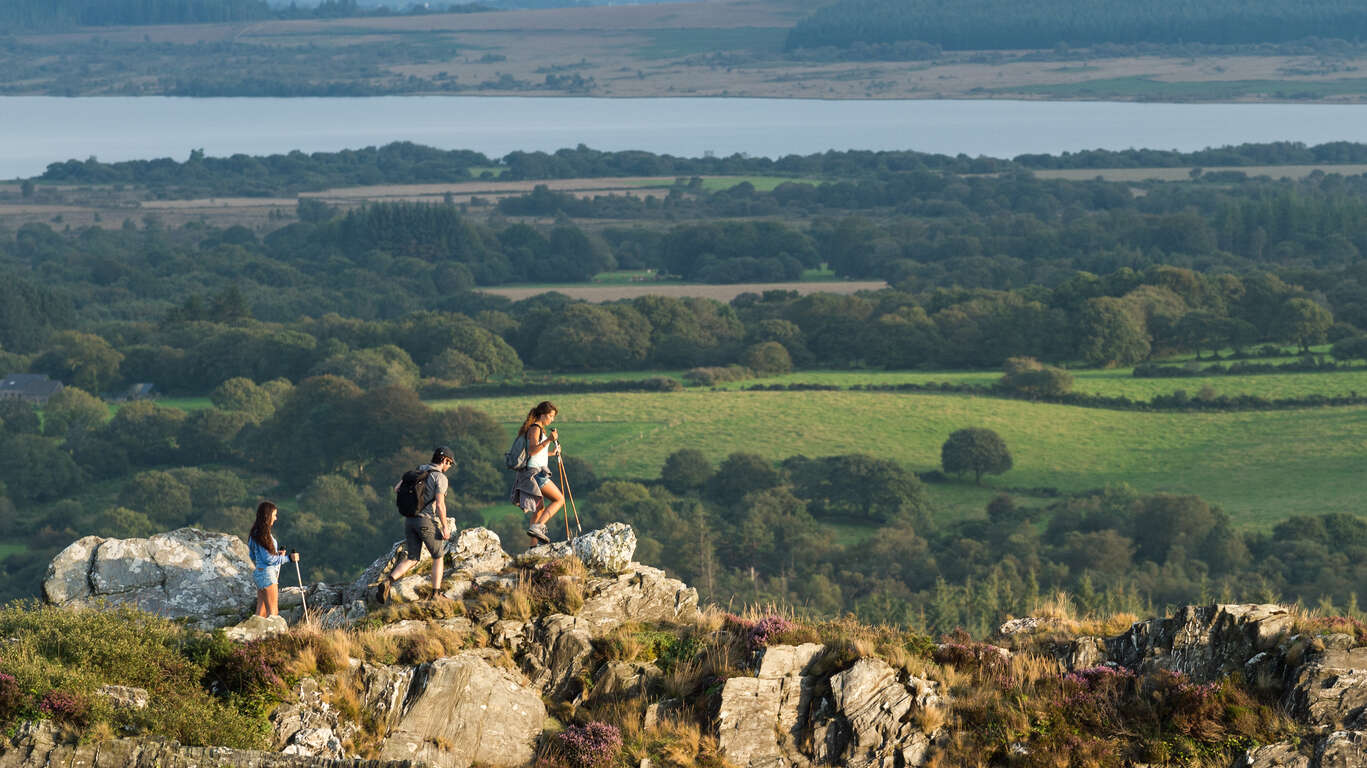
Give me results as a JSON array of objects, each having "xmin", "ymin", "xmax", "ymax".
[{"xmin": 395, "ymin": 468, "xmax": 433, "ymax": 517}]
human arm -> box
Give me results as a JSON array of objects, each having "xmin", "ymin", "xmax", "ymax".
[{"xmin": 530, "ymin": 424, "xmax": 560, "ymax": 456}]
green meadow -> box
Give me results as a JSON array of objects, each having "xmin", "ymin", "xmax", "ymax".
[{"xmin": 440, "ymin": 390, "xmax": 1367, "ymax": 529}]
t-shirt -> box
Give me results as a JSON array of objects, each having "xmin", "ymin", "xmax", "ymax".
[{"xmin": 417, "ymin": 463, "xmax": 449, "ymax": 519}]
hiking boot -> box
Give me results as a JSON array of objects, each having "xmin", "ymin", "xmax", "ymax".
[
  {"xmin": 526, "ymin": 523, "xmax": 550, "ymax": 543},
  {"xmin": 375, "ymin": 577, "xmax": 391, "ymax": 604}
]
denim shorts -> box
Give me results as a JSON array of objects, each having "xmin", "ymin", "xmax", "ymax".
[
  {"xmin": 533, "ymin": 470, "xmax": 552, "ymax": 489},
  {"xmin": 253, "ymin": 566, "xmax": 280, "ymax": 590}
]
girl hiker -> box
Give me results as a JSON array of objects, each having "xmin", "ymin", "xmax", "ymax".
[
  {"xmin": 248, "ymin": 500, "xmax": 298, "ymax": 618},
  {"xmin": 510, "ymin": 401, "xmax": 564, "ymax": 545}
]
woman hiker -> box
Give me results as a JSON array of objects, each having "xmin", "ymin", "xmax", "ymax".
[
  {"xmin": 510, "ymin": 400, "xmax": 564, "ymax": 546},
  {"xmin": 248, "ymin": 500, "xmax": 298, "ymax": 618}
]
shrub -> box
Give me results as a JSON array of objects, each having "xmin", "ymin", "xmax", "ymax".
[
  {"xmin": 0, "ymin": 672, "xmax": 24, "ymax": 720},
  {"xmin": 38, "ymin": 689, "xmax": 90, "ymax": 726},
  {"xmin": 555, "ymin": 721, "xmax": 623, "ymax": 768}
]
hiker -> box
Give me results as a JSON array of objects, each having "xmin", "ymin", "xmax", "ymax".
[
  {"xmin": 377, "ymin": 446, "xmax": 455, "ymax": 603},
  {"xmin": 510, "ymin": 401, "xmax": 564, "ymax": 545},
  {"xmin": 248, "ymin": 500, "xmax": 298, "ymax": 618}
]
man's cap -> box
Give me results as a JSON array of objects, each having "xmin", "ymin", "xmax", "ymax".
[{"xmin": 435, "ymin": 445, "xmax": 454, "ymax": 461}]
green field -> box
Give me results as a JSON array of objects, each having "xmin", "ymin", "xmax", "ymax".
[
  {"xmin": 0, "ymin": 543, "xmax": 26, "ymax": 560},
  {"xmin": 441, "ymin": 390, "xmax": 1367, "ymax": 529}
]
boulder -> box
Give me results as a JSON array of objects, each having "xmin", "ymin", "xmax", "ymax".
[
  {"xmin": 1289, "ymin": 646, "xmax": 1367, "ymax": 731},
  {"xmin": 590, "ymin": 661, "xmax": 662, "ymax": 700},
  {"xmin": 272, "ymin": 677, "xmax": 354, "ymax": 760},
  {"xmin": 717, "ymin": 643, "xmax": 825, "ymax": 768},
  {"xmin": 377, "ymin": 652, "xmax": 545, "ymax": 768},
  {"xmin": 223, "ymin": 614, "xmax": 289, "ymax": 643},
  {"xmin": 1106, "ymin": 604, "xmax": 1292, "ymax": 682},
  {"xmin": 576, "ymin": 565, "xmax": 699, "ymax": 638},
  {"xmin": 43, "ymin": 528, "xmax": 257, "ymax": 629},
  {"xmin": 572, "ymin": 523, "xmax": 636, "ymax": 573},
  {"xmin": 521, "ymin": 613, "xmax": 595, "ymax": 697},
  {"xmin": 449, "ymin": 528, "xmax": 512, "ymax": 575},
  {"xmin": 824, "ymin": 658, "xmax": 941, "ymax": 768},
  {"xmin": 1318, "ymin": 731, "xmax": 1367, "ymax": 768},
  {"xmin": 97, "ymin": 685, "xmax": 148, "ymax": 711}
]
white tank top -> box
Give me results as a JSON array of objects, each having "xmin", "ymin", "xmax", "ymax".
[{"xmin": 527, "ymin": 425, "xmax": 550, "ymax": 470}]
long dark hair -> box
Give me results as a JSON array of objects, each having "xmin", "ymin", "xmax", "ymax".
[
  {"xmin": 518, "ymin": 400, "xmax": 558, "ymax": 437},
  {"xmin": 249, "ymin": 501, "xmax": 280, "ymax": 554}
]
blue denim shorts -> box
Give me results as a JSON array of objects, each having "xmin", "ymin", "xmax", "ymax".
[
  {"xmin": 253, "ymin": 566, "xmax": 280, "ymax": 590},
  {"xmin": 533, "ymin": 470, "xmax": 552, "ymax": 489}
]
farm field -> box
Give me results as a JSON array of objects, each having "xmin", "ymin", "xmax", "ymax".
[
  {"xmin": 518, "ymin": 360, "xmax": 1367, "ymax": 400},
  {"xmin": 476, "ymin": 280, "xmax": 887, "ymax": 302},
  {"xmin": 439, "ymin": 390, "xmax": 1367, "ymax": 528}
]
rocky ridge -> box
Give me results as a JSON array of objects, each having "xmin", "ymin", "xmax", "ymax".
[{"xmin": 15, "ymin": 525, "xmax": 1367, "ymax": 768}]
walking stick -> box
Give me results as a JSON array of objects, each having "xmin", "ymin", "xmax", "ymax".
[
  {"xmin": 558, "ymin": 455, "xmax": 582, "ymax": 535},
  {"xmin": 293, "ymin": 556, "xmax": 310, "ymax": 625}
]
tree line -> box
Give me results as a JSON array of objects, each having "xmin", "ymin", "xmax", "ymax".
[
  {"xmin": 0, "ymin": 0, "xmax": 484, "ymax": 31},
  {"xmin": 784, "ymin": 0, "xmax": 1367, "ymax": 52},
  {"xmin": 41, "ymin": 141, "xmax": 1367, "ymax": 195},
  {"xmin": 576, "ymin": 453, "xmax": 1367, "ymax": 636}
]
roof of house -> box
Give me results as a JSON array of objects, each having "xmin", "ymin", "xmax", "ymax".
[{"xmin": 0, "ymin": 373, "xmax": 63, "ymax": 396}]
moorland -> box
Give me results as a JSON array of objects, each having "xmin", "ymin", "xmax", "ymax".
[{"xmin": 3, "ymin": 139, "xmax": 1367, "ymax": 635}]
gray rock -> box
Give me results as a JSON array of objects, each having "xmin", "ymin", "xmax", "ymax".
[
  {"xmin": 590, "ymin": 661, "xmax": 662, "ymax": 700},
  {"xmin": 1290, "ymin": 647, "xmax": 1367, "ymax": 731},
  {"xmin": 41, "ymin": 535, "xmax": 101, "ymax": 604},
  {"xmin": 271, "ymin": 677, "xmax": 354, "ymax": 760},
  {"xmin": 572, "ymin": 523, "xmax": 636, "ymax": 573},
  {"xmin": 377, "ymin": 652, "xmax": 545, "ymax": 768},
  {"xmin": 1107, "ymin": 603, "xmax": 1292, "ymax": 682},
  {"xmin": 513, "ymin": 540, "xmax": 574, "ymax": 568},
  {"xmin": 1318, "ymin": 731, "xmax": 1367, "ymax": 768},
  {"xmin": 1241, "ymin": 742, "xmax": 1311, "ymax": 768},
  {"xmin": 97, "ymin": 685, "xmax": 148, "ymax": 710},
  {"xmin": 0, "ymin": 719, "xmax": 415, "ymax": 768},
  {"xmin": 43, "ymin": 528, "xmax": 257, "ymax": 629},
  {"xmin": 223, "ymin": 614, "xmax": 289, "ymax": 643},
  {"xmin": 717, "ymin": 643, "xmax": 824, "ymax": 768},
  {"xmin": 576, "ymin": 565, "xmax": 699, "ymax": 638},
  {"xmin": 449, "ymin": 528, "xmax": 511, "ymax": 575},
  {"xmin": 828, "ymin": 658, "xmax": 941, "ymax": 768}
]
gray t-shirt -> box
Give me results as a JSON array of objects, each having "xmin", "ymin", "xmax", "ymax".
[{"xmin": 417, "ymin": 463, "xmax": 449, "ymax": 520}]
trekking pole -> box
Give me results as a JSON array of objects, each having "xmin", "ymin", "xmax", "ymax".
[
  {"xmin": 558, "ymin": 454, "xmax": 582, "ymax": 535},
  {"xmin": 292, "ymin": 555, "xmax": 311, "ymax": 625}
]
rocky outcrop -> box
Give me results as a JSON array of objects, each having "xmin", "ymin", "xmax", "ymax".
[
  {"xmin": 1106, "ymin": 603, "xmax": 1293, "ymax": 681},
  {"xmin": 577, "ymin": 565, "xmax": 699, "ymax": 637},
  {"xmin": 377, "ymin": 653, "xmax": 545, "ymax": 768},
  {"xmin": 820, "ymin": 658, "xmax": 941, "ymax": 768},
  {"xmin": 0, "ymin": 721, "xmax": 414, "ymax": 768},
  {"xmin": 344, "ymin": 528, "xmax": 510, "ymax": 605},
  {"xmin": 43, "ymin": 528, "xmax": 257, "ymax": 629},
  {"xmin": 718, "ymin": 643, "xmax": 825, "ymax": 768},
  {"xmin": 225, "ymin": 614, "xmax": 290, "ymax": 643},
  {"xmin": 572, "ymin": 522, "xmax": 636, "ymax": 573}
]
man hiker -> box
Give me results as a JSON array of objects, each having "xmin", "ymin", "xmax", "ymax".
[{"xmin": 377, "ymin": 446, "xmax": 455, "ymax": 603}]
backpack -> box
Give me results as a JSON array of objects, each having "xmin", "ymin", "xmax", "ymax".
[
  {"xmin": 504, "ymin": 431, "xmax": 529, "ymax": 471},
  {"xmin": 395, "ymin": 468, "xmax": 433, "ymax": 517}
]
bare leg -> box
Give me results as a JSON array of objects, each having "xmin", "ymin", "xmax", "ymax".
[
  {"xmin": 265, "ymin": 584, "xmax": 279, "ymax": 617},
  {"xmin": 430, "ymin": 554, "xmax": 444, "ymax": 595},
  {"xmin": 256, "ymin": 588, "xmax": 268, "ymax": 617},
  {"xmin": 535, "ymin": 480, "xmax": 564, "ymax": 525},
  {"xmin": 388, "ymin": 558, "xmax": 415, "ymax": 582}
]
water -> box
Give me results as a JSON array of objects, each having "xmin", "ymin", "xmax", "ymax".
[{"xmin": 6, "ymin": 96, "xmax": 1367, "ymax": 179}]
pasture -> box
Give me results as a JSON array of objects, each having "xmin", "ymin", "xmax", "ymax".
[{"xmin": 440, "ymin": 389, "xmax": 1367, "ymax": 528}]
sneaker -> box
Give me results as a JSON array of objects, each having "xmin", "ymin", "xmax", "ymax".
[
  {"xmin": 376, "ymin": 578, "xmax": 391, "ymax": 604},
  {"xmin": 526, "ymin": 523, "xmax": 550, "ymax": 543}
]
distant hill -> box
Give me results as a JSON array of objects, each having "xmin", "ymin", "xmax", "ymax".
[{"xmin": 785, "ymin": 0, "xmax": 1367, "ymax": 51}]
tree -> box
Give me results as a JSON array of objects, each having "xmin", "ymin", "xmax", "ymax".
[
  {"xmin": 210, "ymin": 377, "xmax": 275, "ymax": 422},
  {"xmin": 741, "ymin": 341, "xmax": 793, "ymax": 376},
  {"xmin": 1276, "ymin": 298, "xmax": 1333, "ymax": 353},
  {"xmin": 1079, "ymin": 296, "xmax": 1149, "ymax": 366},
  {"xmin": 999, "ymin": 357, "xmax": 1072, "ymax": 397},
  {"xmin": 1331, "ymin": 334, "xmax": 1367, "ymax": 364},
  {"xmin": 33, "ymin": 330, "xmax": 123, "ymax": 393},
  {"xmin": 661, "ymin": 449, "xmax": 712, "ymax": 495},
  {"xmin": 41, "ymin": 387, "xmax": 108, "ymax": 440},
  {"xmin": 941, "ymin": 428, "xmax": 1012, "ymax": 484}
]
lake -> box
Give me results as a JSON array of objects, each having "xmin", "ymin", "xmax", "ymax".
[{"xmin": 6, "ymin": 96, "xmax": 1367, "ymax": 179}]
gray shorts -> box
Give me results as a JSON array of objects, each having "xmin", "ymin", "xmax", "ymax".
[{"xmin": 404, "ymin": 516, "xmax": 444, "ymax": 561}]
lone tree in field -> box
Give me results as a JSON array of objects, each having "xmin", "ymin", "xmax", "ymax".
[{"xmin": 941, "ymin": 428, "xmax": 1013, "ymax": 484}]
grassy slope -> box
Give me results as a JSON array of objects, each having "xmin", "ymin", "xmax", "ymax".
[{"xmin": 439, "ymin": 390, "xmax": 1367, "ymax": 528}]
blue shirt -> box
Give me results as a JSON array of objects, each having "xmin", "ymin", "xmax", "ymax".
[{"xmin": 249, "ymin": 535, "xmax": 288, "ymax": 569}]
